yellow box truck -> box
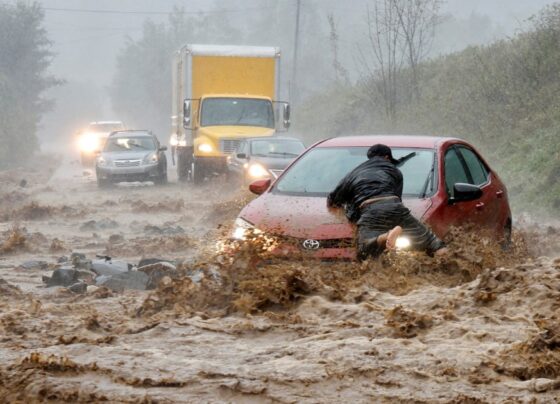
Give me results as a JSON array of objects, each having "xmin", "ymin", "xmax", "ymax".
[{"xmin": 170, "ymin": 44, "xmax": 290, "ymax": 183}]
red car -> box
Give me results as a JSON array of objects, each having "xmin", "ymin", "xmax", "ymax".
[{"xmin": 233, "ymin": 135, "xmax": 511, "ymax": 259}]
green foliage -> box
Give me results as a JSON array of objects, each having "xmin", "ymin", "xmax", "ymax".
[
  {"xmin": 0, "ymin": 2, "xmax": 58, "ymax": 168},
  {"xmin": 297, "ymin": 3, "xmax": 560, "ymax": 215}
]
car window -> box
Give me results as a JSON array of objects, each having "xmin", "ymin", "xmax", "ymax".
[
  {"xmin": 457, "ymin": 147, "xmax": 489, "ymax": 186},
  {"xmin": 444, "ymin": 148, "xmax": 470, "ymax": 196},
  {"xmin": 104, "ymin": 137, "xmax": 155, "ymax": 152},
  {"xmin": 274, "ymin": 147, "xmax": 435, "ymax": 197}
]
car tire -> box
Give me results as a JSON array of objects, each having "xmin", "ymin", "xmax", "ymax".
[
  {"xmin": 501, "ymin": 220, "xmax": 512, "ymax": 250},
  {"xmin": 155, "ymin": 169, "xmax": 168, "ymax": 185},
  {"xmin": 97, "ymin": 176, "xmax": 111, "ymax": 189}
]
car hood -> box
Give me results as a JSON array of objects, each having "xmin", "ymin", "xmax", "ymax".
[
  {"xmin": 249, "ymin": 156, "xmax": 296, "ymax": 170},
  {"xmin": 240, "ymin": 193, "xmax": 433, "ymax": 239},
  {"xmin": 101, "ymin": 151, "xmax": 154, "ymax": 160}
]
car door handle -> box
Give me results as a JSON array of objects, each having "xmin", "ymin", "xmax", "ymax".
[
  {"xmin": 496, "ymin": 190, "xmax": 504, "ymax": 198},
  {"xmin": 475, "ymin": 202, "xmax": 485, "ymax": 210}
]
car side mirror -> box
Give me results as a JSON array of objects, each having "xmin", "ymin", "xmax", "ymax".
[
  {"xmin": 249, "ymin": 178, "xmax": 271, "ymax": 195},
  {"xmin": 449, "ymin": 183, "xmax": 483, "ymax": 204},
  {"xmin": 159, "ymin": 146, "xmax": 168, "ymax": 152},
  {"xmin": 183, "ymin": 99, "xmax": 191, "ymax": 129},
  {"xmin": 236, "ymin": 153, "xmax": 247, "ymax": 159}
]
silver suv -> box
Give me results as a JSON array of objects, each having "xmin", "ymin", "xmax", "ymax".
[{"xmin": 95, "ymin": 130, "xmax": 168, "ymax": 187}]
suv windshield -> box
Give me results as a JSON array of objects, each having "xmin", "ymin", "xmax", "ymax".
[
  {"xmin": 201, "ymin": 98, "xmax": 274, "ymax": 128},
  {"xmin": 251, "ymin": 139, "xmax": 305, "ymax": 157},
  {"xmin": 274, "ymin": 147, "xmax": 436, "ymax": 197},
  {"xmin": 104, "ymin": 136, "xmax": 155, "ymax": 152}
]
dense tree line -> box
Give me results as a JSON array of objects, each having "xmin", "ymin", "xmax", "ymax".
[
  {"xmin": 298, "ymin": 3, "xmax": 560, "ymax": 214},
  {"xmin": 0, "ymin": 2, "xmax": 58, "ymax": 168}
]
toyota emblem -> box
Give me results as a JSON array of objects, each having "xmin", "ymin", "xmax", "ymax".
[{"xmin": 302, "ymin": 239, "xmax": 320, "ymax": 250}]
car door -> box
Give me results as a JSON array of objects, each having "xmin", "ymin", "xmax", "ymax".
[
  {"xmin": 455, "ymin": 145, "xmax": 502, "ymax": 232},
  {"xmin": 439, "ymin": 145, "xmax": 489, "ymax": 230}
]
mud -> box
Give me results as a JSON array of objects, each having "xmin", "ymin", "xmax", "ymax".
[{"xmin": 1, "ymin": 159, "xmax": 560, "ymax": 402}]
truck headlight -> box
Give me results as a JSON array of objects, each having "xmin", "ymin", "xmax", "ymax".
[
  {"xmin": 248, "ymin": 163, "xmax": 268, "ymax": 178},
  {"xmin": 232, "ymin": 217, "xmax": 261, "ymax": 240},
  {"xmin": 79, "ymin": 133, "xmax": 99, "ymax": 153},
  {"xmin": 198, "ymin": 143, "xmax": 213, "ymax": 153},
  {"xmin": 395, "ymin": 236, "xmax": 411, "ymax": 250},
  {"xmin": 143, "ymin": 152, "xmax": 158, "ymax": 165}
]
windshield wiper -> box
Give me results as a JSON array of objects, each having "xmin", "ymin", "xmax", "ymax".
[
  {"xmin": 268, "ymin": 152, "xmax": 299, "ymax": 157},
  {"xmin": 396, "ymin": 152, "xmax": 416, "ymax": 167},
  {"xmin": 420, "ymin": 156, "xmax": 435, "ymax": 199}
]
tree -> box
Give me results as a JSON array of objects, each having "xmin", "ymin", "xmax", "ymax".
[
  {"xmin": 358, "ymin": 0, "xmax": 442, "ymax": 124},
  {"xmin": 0, "ymin": 2, "xmax": 59, "ymax": 168}
]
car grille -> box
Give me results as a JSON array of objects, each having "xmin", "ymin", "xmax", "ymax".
[
  {"xmin": 276, "ymin": 235, "xmax": 354, "ymax": 250},
  {"xmin": 114, "ymin": 159, "xmax": 141, "ymax": 167},
  {"xmin": 220, "ymin": 139, "xmax": 240, "ymax": 154},
  {"xmin": 270, "ymin": 169, "xmax": 284, "ymax": 179}
]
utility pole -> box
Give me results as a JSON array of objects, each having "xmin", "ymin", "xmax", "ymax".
[{"xmin": 291, "ymin": 0, "xmax": 301, "ymax": 105}]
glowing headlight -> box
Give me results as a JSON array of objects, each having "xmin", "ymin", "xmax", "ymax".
[
  {"xmin": 198, "ymin": 143, "xmax": 213, "ymax": 153},
  {"xmin": 178, "ymin": 139, "xmax": 187, "ymax": 147},
  {"xmin": 232, "ymin": 217, "xmax": 261, "ymax": 240},
  {"xmin": 395, "ymin": 236, "xmax": 411, "ymax": 250},
  {"xmin": 248, "ymin": 163, "xmax": 268, "ymax": 178},
  {"xmin": 96, "ymin": 156, "xmax": 108, "ymax": 166},
  {"xmin": 143, "ymin": 152, "xmax": 158, "ymax": 165},
  {"xmin": 79, "ymin": 133, "xmax": 99, "ymax": 153},
  {"xmin": 169, "ymin": 135, "xmax": 178, "ymax": 147}
]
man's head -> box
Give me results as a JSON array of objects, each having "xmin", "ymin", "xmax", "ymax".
[{"xmin": 367, "ymin": 144, "xmax": 399, "ymax": 164}]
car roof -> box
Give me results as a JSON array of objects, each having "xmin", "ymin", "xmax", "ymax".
[
  {"xmin": 317, "ymin": 135, "xmax": 459, "ymax": 149},
  {"xmin": 110, "ymin": 130, "xmax": 153, "ymax": 137}
]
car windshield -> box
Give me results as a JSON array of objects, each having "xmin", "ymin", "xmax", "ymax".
[
  {"xmin": 274, "ymin": 146, "xmax": 436, "ymax": 197},
  {"xmin": 104, "ymin": 136, "xmax": 155, "ymax": 152},
  {"xmin": 89, "ymin": 123, "xmax": 124, "ymax": 132},
  {"xmin": 201, "ymin": 98, "xmax": 274, "ymax": 128},
  {"xmin": 251, "ymin": 139, "xmax": 305, "ymax": 157}
]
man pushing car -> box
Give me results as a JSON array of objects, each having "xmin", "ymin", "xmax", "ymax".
[{"xmin": 327, "ymin": 144, "xmax": 448, "ymax": 260}]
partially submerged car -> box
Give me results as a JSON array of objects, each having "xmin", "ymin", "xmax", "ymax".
[
  {"xmin": 95, "ymin": 130, "xmax": 168, "ymax": 187},
  {"xmin": 227, "ymin": 136, "xmax": 306, "ymax": 182},
  {"xmin": 77, "ymin": 121, "xmax": 126, "ymax": 166},
  {"xmin": 233, "ymin": 135, "xmax": 512, "ymax": 259}
]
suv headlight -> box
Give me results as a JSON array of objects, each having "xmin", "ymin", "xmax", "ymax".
[
  {"xmin": 143, "ymin": 152, "xmax": 158, "ymax": 165},
  {"xmin": 96, "ymin": 155, "xmax": 109, "ymax": 166},
  {"xmin": 232, "ymin": 217, "xmax": 261, "ymax": 240}
]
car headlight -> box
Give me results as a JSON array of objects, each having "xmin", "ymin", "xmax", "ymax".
[
  {"xmin": 247, "ymin": 163, "xmax": 268, "ymax": 178},
  {"xmin": 198, "ymin": 143, "xmax": 213, "ymax": 153},
  {"xmin": 79, "ymin": 133, "xmax": 99, "ymax": 153},
  {"xmin": 232, "ymin": 217, "xmax": 261, "ymax": 240},
  {"xmin": 96, "ymin": 155, "xmax": 109, "ymax": 166},
  {"xmin": 395, "ymin": 236, "xmax": 411, "ymax": 250},
  {"xmin": 143, "ymin": 152, "xmax": 158, "ymax": 165}
]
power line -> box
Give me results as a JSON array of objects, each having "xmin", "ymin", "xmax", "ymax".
[{"xmin": 42, "ymin": 6, "xmax": 272, "ymax": 16}]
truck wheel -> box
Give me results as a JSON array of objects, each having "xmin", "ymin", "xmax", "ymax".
[{"xmin": 192, "ymin": 161, "xmax": 205, "ymax": 185}]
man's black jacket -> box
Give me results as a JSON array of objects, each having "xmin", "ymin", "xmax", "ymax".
[{"xmin": 327, "ymin": 156, "xmax": 403, "ymax": 223}]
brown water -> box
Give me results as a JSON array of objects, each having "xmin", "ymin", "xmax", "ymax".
[{"xmin": 1, "ymin": 158, "xmax": 559, "ymax": 403}]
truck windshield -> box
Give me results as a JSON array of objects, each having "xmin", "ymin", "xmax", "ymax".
[
  {"xmin": 273, "ymin": 147, "xmax": 436, "ymax": 197},
  {"xmin": 201, "ymin": 98, "xmax": 274, "ymax": 128}
]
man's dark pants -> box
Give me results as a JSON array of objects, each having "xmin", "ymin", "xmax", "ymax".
[{"xmin": 356, "ymin": 199, "xmax": 444, "ymax": 260}]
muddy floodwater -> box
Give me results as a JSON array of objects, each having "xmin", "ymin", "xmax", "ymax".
[{"xmin": 1, "ymin": 157, "xmax": 560, "ymax": 403}]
